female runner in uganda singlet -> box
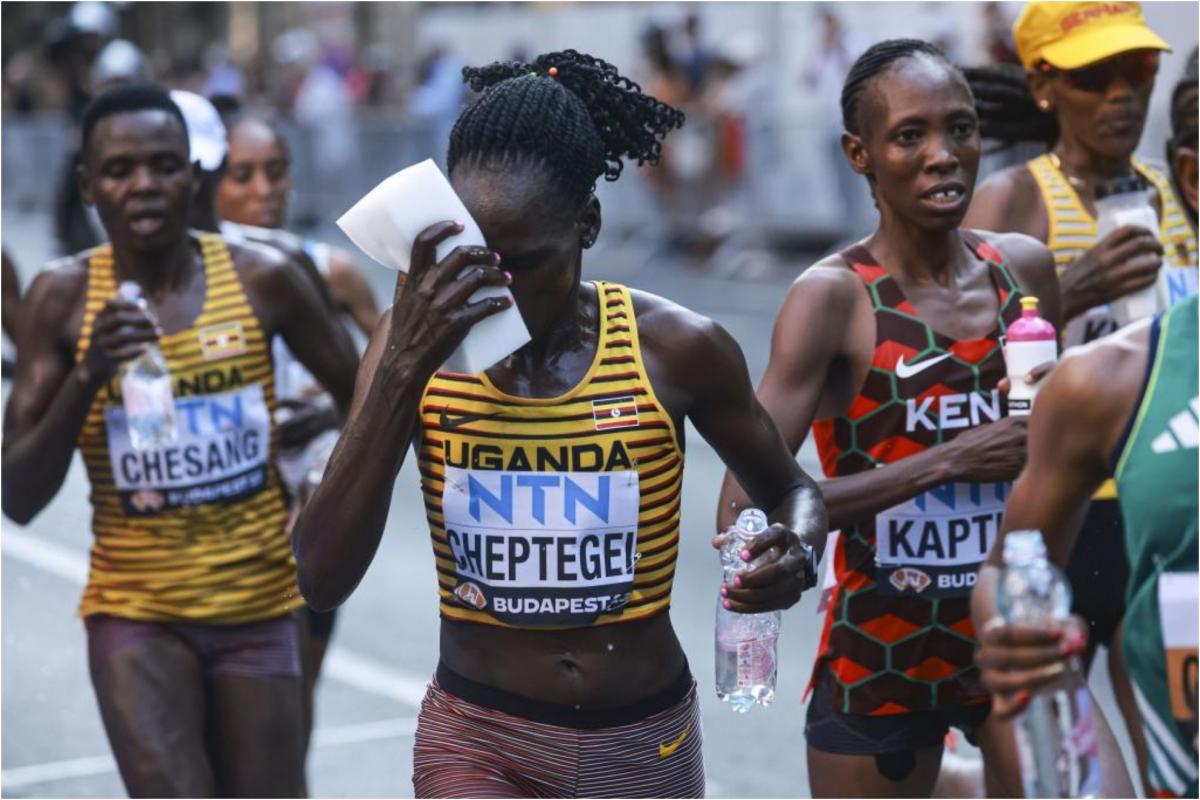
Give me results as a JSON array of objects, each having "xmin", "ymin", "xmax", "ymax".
[
  {"xmin": 811, "ymin": 232, "xmax": 1023, "ymax": 715},
  {"xmin": 75, "ymin": 232, "xmax": 298, "ymax": 622},
  {"xmin": 419, "ymin": 282, "xmax": 681, "ymax": 628}
]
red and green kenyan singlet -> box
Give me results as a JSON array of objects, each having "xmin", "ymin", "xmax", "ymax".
[{"xmin": 810, "ymin": 231, "xmax": 1024, "ymax": 715}]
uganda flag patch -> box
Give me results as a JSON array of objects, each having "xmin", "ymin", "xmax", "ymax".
[
  {"xmin": 199, "ymin": 321, "xmax": 247, "ymax": 361},
  {"xmin": 592, "ymin": 396, "xmax": 639, "ymax": 431}
]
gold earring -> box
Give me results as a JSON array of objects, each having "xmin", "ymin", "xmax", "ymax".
[{"xmin": 1038, "ymin": 99, "xmax": 1050, "ymax": 111}]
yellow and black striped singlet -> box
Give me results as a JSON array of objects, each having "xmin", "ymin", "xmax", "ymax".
[
  {"xmin": 75, "ymin": 232, "xmax": 301, "ymax": 624},
  {"xmin": 1028, "ymin": 154, "xmax": 1198, "ymax": 500},
  {"xmin": 1028, "ymin": 153, "xmax": 1197, "ymax": 343},
  {"xmin": 418, "ymin": 282, "xmax": 684, "ymax": 629}
]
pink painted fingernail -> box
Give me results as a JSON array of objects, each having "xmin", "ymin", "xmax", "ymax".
[
  {"xmin": 719, "ymin": 586, "xmax": 728, "ymax": 597},
  {"xmin": 454, "ymin": 219, "xmax": 465, "ymax": 228},
  {"xmin": 723, "ymin": 599, "xmax": 732, "ymax": 609},
  {"xmin": 503, "ymin": 271, "xmax": 512, "ymax": 282},
  {"xmin": 740, "ymin": 549, "xmax": 752, "ymax": 562},
  {"xmin": 734, "ymin": 576, "xmax": 743, "ymax": 588},
  {"xmin": 493, "ymin": 252, "xmax": 502, "ymax": 265}
]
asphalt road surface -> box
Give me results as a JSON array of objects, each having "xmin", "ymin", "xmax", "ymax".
[{"xmin": 0, "ymin": 211, "xmax": 1137, "ymax": 797}]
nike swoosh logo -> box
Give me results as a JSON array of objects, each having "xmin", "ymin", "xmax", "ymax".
[
  {"xmin": 659, "ymin": 723, "xmax": 690, "ymax": 759},
  {"xmin": 438, "ymin": 408, "xmax": 498, "ymax": 430},
  {"xmin": 895, "ymin": 352, "xmax": 952, "ymax": 379}
]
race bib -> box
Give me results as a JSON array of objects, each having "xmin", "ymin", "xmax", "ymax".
[
  {"xmin": 1160, "ymin": 265, "xmax": 1199, "ymax": 309},
  {"xmin": 1064, "ymin": 304, "xmax": 1119, "ymax": 348},
  {"xmin": 875, "ymin": 481, "xmax": 1010, "ymax": 597},
  {"xmin": 441, "ymin": 466, "xmax": 640, "ymax": 626},
  {"xmin": 1159, "ymin": 572, "xmax": 1199, "ymax": 748},
  {"xmin": 104, "ymin": 384, "xmax": 271, "ymax": 515}
]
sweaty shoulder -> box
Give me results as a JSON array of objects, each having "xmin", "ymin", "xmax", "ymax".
[
  {"xmin": 23, "ymin": 255, "xmax": 90, "ymax": 348},
  {"xmin": 785, "ymin": 252, "xmax": 863, "ymax": 317},
  {"xmin": 628, "ymin": 287, "xmax": 746, "ymax": 401},
  {"xmin": 628, "ymin": 287, "xmax": 724, "ymax": 359},
  {"xmin": 965, "ymin": 163, "xmax": 1046, "ymax": 239},
  {"xmin": 226, "ymin": 239, "xmax": 306, "ymax": 334}
]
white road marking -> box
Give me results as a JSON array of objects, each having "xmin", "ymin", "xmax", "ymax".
[
  {"xmin": 1, "ymin": 755, "xmax": 117, "ymax": 791},
  {"xmin": 1, "ymin": 716, "xmax": 418, "ymax": 790},
  {"xmin": 322, "ymin": 648, "xmax": 429, "ymax": 708},
  {"xmin": 1, "ymin": 529, "xmax": 89, "ymax": 583},
  {"xmin": 1, "ymin": 529, "xmax": 429, "ymax": 707}
]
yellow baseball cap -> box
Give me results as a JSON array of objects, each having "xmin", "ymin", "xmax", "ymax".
[{"xmin": 1013, "ymin": 2, "xmax": 1171, "ymax": 71}]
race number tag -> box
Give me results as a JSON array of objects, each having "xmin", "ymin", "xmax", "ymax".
[
  {"xmin": 104, "ymin": 384, "xmax": 271, "ymax": 515},
  {"xmin": 1160, "ymin": 265, "xmax": 1199, "ymax": 309},
  {"xmin": 875, "ymin": 481, "xmax": 1010, "ymax": 597},
  {"xmin": 441, "ymin": 466, "xmax": 640, "ymax": 626},
  {"xmin": 1159, "ymin": 572, "xmax": 1199, "ymax": 747}
]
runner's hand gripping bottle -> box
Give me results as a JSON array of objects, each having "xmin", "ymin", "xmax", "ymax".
[
  {"xmin": 715, "ymin": 508, "xmax": 781, "ymax": 712},
  {"xmin": 998, "ymin": 531, "xmax": 1101, "ymax": 798},
  {"xmin": 1004, "ymin": 296, "xmax": 1057, "ymax": 416},
  {"xmin": 1095, "ymin": 174, "xmax": 1161, "ymax": 327},
  {"xmin": 117, "ymin": 281, "xmax": 177, "ymax": 450}
]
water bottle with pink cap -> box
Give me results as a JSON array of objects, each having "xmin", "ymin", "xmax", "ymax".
[{"xmin": 1004, "ymin": 296, "xmax": 1057, "ymax": 416}]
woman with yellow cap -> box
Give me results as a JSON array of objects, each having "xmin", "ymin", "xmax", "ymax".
[{"xmin": 964, "ymin": 4, "xmax": 1196, "ymax": 788}]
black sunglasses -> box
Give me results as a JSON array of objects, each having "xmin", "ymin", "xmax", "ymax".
[{"xmin": 1040, "ymin": 51, "xmax": 1160, "ymax": 93}]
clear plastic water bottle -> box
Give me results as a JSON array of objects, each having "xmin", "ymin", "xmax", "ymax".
[
  {"xmin": 997, "ymin": 531, "xmax": 1101, "ymax": 798},
  {"xmin": 117, "ymin": 281, "xmax": 177, "ymax": 450},
  {"xmin": 715, "ymin": 508, "xmax": 781, "ymax": 712}
]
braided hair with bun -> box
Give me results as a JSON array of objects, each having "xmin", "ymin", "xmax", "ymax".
[
  {"xmin": 447, "ymin": 50, "xmax": 685, "ymax": 206},
  {"xmin": 840, "ymin": 39, "xmax": 962, "ymax": 136}
]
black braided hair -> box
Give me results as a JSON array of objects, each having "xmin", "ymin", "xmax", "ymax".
[
  {"xmin": 841, "ymin": 39, "xmax": 962, "ymax": 135},
  {"xmin": 447, "ymin": 49, "xmax": 685, "ymax": 206},
  {"xmin": 963, "ymin": 63, "xmax": 1058, "ymax": 149}
]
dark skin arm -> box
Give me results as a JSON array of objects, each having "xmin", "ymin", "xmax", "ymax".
[
  {"xmin": 636, "ymin": 294, "xmax": 826, "ymax": 613},
  {"xmin": 965, "ymin": 164, "xmax": 1164, "ymax": 322},
  {"xmin": 2, "ymin": 263, "xmax": 159, "ymax": 524},
  {"xmin": 293, "ymin": 222, "xmax": 511, "ymax": 611},
  {"xmin": 327, "ymin": 247, "xmax": 381, "ymax": 338},
  {"xmin": 717, "ymin": 233, "xmax": 1061, "ymax": 535},
  {"xmin": 2, "ymin": 250, "xmax": 21, "ymax": 342},
  {"xmin": 972, "ymin": 322, "xmax": 1148, "ymax": 716}
]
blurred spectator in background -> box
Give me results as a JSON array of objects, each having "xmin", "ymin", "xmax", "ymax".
[
  {"xmin": 981, "ymin": 2, "xmax": 1020, "ymax": 65},
  {"xmin": 676, "ymin": 14, "xmax": 712, "ymax": 96},
  {"xmin": 203, "ymin": 43, "xmax": 245, "ymax": 99},
  {"xmin": 803, "ymin": 7, "xmax": 871, "ymax": 241},
  {"xmin": 50, "ymin": 3, "xmax": 125, "ymax": 255},
  {"xmin": 406, "ymin": 45, "xmax": 466, "ymax": 168},
  {"xmin": 696, "ymin": 37, "xmax": 778, "ymax": 277},
  {"xmin": 91, "ymin": 39, "xmax": 151, "ymax": 94},
  {"xmin": 283, "ymin": 31, "xmax": 356, "ymax": 227}
]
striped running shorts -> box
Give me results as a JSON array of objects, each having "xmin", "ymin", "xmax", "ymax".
[{"xmin": 412, "ymin": 662, "xmax": 705, "ymax": 798}]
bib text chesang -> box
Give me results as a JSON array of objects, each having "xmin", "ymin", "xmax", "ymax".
[{"xmin": 104, "ymin": 384, "xmax": 270, "ymax": 515}]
